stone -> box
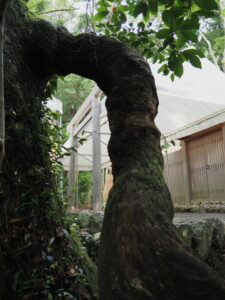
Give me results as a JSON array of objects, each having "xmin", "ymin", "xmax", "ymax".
[
  {"xmin": 76, "ymin": 210, "xmax": 92, "ymax": 228},
  {"xmin": 174, "ymin": 217, "xmax": 225, "ymax": 261},
  {"xmin": 72, "ymin": 211, "xmax": 225, "ymax": 265},
  {"xmin": 89, "ymin": 211, "xmax": 104, "ymax": 234}
]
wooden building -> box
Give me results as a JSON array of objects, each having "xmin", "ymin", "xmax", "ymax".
[
  {"xmin": 164, "ymin": 111, "xmax": 225, "ymax": 206},
  {"xmin": 63, "ymin": 59, "xmax": 225, "ymax": 209}
]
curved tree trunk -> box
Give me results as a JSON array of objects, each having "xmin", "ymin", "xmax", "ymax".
[
  {"xmin": 97, "ymin": 51, "xmax": 225, "ymax": 300},
  {"xmin": 50, "ymin": 29, "xmax": 225, "ymax": 300},
  {"xmin": 2, "ymin": 1, "xmax": 225, "ymax": 299}
]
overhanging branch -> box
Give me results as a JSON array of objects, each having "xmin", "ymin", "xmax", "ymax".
[{"xmin": 35, "ymin": 8, "xmax": 77, "ymax": 15}]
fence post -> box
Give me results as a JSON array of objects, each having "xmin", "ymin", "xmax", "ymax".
[
  {"xmin": 92, "ymin": 94, "xmax": 102, "ymax": 211},
  {"xmin": 68, "ymin": 126, "xmax": 79, "ymax": 209}
]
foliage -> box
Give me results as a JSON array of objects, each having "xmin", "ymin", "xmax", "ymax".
[
  {"xmin": 93, "ymin": 0, "xmax": 221, "ymax": 79},
  {"xmin": 26, "ymin": 0, "xmax": 95, "ymax": 125},
  {"xmin": 195, "ymin": 13, "xmax": 225, "ymax": 69},
  {"xmin": 45, "ymin": 108, "xmax": 92, "ymax": 207},
  {"xmin": 0, "ymin": 91, "xmax": 97, "ymax": 299},
  {"xmin": 79, "ymin": 232, "xmax": 100, "ymax": 264},
  {"xmin": 55, "ymin": 74, "xmax": 95, "ymax": 124},
  {"xmin": 27, "ymin": 0, "xmax": 76, "ymax": 27},
  {"xmin": 26, "ymin": 0, "xmax": 225, "ymax": 77},
  {"xmin": 78, "ymin": 171, "xmax": 92, "ymax": 205},
  {"xmin": 161, "ymin": 139, "xmax": 175, "ymax": 150}
]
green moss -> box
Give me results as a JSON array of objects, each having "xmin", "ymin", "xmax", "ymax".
[{"xmin": 0, "ymin": 1, "xmax": 98, "ymax": 299}]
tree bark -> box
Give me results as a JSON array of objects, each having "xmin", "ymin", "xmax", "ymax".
[
  {"xmin": 0, "ymin": 0, "xmax": 11, "ymax": 167},
  {"xmin": 49, "ymin": 27, "xmax": 225, "ymax": 300},
  {"xmin": 0, "ymin": 2, "xmax": 97, "ymax": 299},
  {"xmin": 2, "ymin": 1, "xmax": 225, "ymax": 299}
]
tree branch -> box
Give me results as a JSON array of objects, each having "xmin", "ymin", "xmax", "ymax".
[
  {"xmin": 199, "ymin": 30, "xmax": 219, "ymax": 67},
  {"xmin": 35, "ymin": 8, "xmax": 77, "ymax": 15}
]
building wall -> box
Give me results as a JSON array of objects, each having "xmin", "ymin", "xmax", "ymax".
[{"xmin": 164, "ymin": 125, "xmax": 225, "ymax": 206}]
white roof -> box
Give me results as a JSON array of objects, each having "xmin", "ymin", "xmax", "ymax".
[{"xmin": 63, "ymin": 59, "xmax": 225, "ymax": 171}]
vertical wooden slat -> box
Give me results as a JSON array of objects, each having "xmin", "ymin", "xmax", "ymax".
[
  {"xmin": 164, "ymin": 128, "xmax": 225, "ymax": 206},
  {"xmin": 188, "ymin": 129, "xmax": 225, "ymax": 202},
  {"xmin": 206, "ymin": 129, "xmax": 225, "ymax": 200},
  {"xmin": 181, "ymin": 141, "xmax": 191, "ymax": 206},
  {"xmin": 187, "ymin": 135, "xmax": 208, "ymax": 201},
  {"xmin": 163, "ymin": 150, "xmax": 186, "ymax": 206}
]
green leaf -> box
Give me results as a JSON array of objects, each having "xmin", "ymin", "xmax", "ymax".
[
  {"xmin": 172, "ymin": 17, "xmax": 184, "ymax": 30},
  {"xmin": 182, "ymin": 49, "xmax": 204, "ymax": 58},
  {"xmin": 170, "ymin": 73, "xmax": 175, "ymax": 81},
  {"xmin": 169, "ymin": 53, "xmax": 184, "ymax": 77},
  {"xmin": 188, "ymin": 55, "xmax": 202, "ymax": 68},
  {"xmin": 175, "ymin": 32, "xmax": 187, "ymax": 48},
  {"xmin": 195, "ymin": 8, "xmax": 216, "ymax": 17},
  {"xmin": 163, "ymin": 37, "xmax": 173, "ymax": 49},
  {"xmin": 163, "ymin": 66, "xmax": 170, "ymax": 75},
  {"xmin": 93, "ymin": 10, "xmax": 109, "ymax": 21},
  {"xmin": 174, "ymin": 62, "xmax": 183, "ymax": 77},
  {"xmin": 156, "ymin": 29, "xmax": 171, "ymax": 39},
  {"xmin": 48, "ymin": 293, "xmax": 53, "ymax": 300},
  {"xmin": 162, "ymin": 9, "xmax": 173, "ymax": 26},
  {"xmin": 157, "ymin": 0, "xmax": 171, "ymax": 4},
  {"xmin": 177, "ymin": 29, "xmax": 198, "ymax": 42},
  {"xmin": 98, "ymin": 0, "xmax": 111, "ymax": 7},
  {"xmin": 148, "ymin": 1, "xmax": 158, "ymax": 13},
  {"xmin": 163, "ymin": 7, "xmax": 186, "ymax": 28},
  {"xmin": 194, "ymin": 0, "xmax": 218, "ymax": 10},
  {"xmin": 178, "ymin": 14, "xmax": 199, "ymax": 30},
  {"xmin": 174, "ymin": 0, "xmax": 185, "ymax": 7},
  {"xmin": 158, "ymin": 64, "xmax": 167, "ymax": 73},
  {"xmin": 118, "ymin": 11, "xmax": 127, "ymax": 23},
  {"xmin": 133, "ymin": 1, "xmax": 149, "ymax": 17},
  {"xmin": 138, "ymin": 22, "xmax": 145, "ymax": 31}
]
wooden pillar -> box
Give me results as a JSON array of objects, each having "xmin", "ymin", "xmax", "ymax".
[
  {"xmin": 68, "ymin": 126, "xmax": 79, "ymax": 209},
  {"xmin": 92, "ymin": 95, "xmax": 102, "ymax": 211},
  {"xmin": 181, "ymin": 140, "xmax": 191, "ymax": 206}
]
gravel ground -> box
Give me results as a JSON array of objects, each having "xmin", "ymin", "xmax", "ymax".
[{"xmin": 174, "ymin": 213, "xmax": 225, "ymax": 224}]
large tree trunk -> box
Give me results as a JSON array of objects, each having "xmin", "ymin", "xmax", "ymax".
[
  {"xmin": 98, "ymin": 56, "xmax": 225, "ymax": 299},
  {"xmin": 0, "ymin": 2, "xmax": 97, "ymax": 299},
  {"xmin": 0, "ymin": 0, "xmax": 11, "ymax": 167},
  {"xmin": 1, "ymin": 1, "xmax": 225, "ymax": 299},
  {"xmin": 52, "ymin": 26, "xmax": 225, "ymax": 300}
]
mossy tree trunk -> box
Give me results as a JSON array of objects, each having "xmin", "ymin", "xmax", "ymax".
[
  {"xmin": 0, "ymin": 0, "xmax": 11, "ymax": 167},
  {"xmin": 52, "ymin": 25, "xmax": 225, "ymax": 300},
  {"xmin": 1, "ymin": 1, "xmax": 225, "ymax": 299},
  {"xmin": 0, "ymin": 2, "xmax": 97, "ymax": 299},
  {"xmin": 97, "ymin": 50, "xmax": 225, "ymax": 300}
]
